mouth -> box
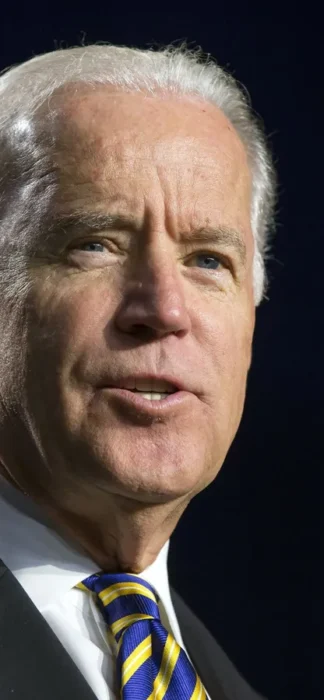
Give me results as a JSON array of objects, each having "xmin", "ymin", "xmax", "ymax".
[
  {"xmin": 119, "ymin": 386, "xmax": 176, "ymax": 399},
  {"xmin": 99, "ymin": 386, "xmax": 192, "ymax": 416}
]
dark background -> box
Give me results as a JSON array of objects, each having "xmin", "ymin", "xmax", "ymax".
[{"xmin": 1, "ymin": 6, "xmax": 321, "ymax": 700}]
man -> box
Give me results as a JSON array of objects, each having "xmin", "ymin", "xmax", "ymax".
[{"xmin": 0, "ymin": 42, "xmax": 276, "ymax": 699}]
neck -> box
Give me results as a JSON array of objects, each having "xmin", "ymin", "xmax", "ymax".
[
  {"xmin": 46, "ymin": 492, "xmax": 188, "ymax": 572},
  {"xmin": 0, "ymin": 466, "xmax": 188, "ymax": 572}
]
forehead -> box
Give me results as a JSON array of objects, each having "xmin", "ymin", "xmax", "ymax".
[
  {"xmin": 53, "ymin": 86, "xmax": 249, "ymax": 174},
  {"xmin": 49, "ymin": 87, "xmax": 252, "ymax": 237}
]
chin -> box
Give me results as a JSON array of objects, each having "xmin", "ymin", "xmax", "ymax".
[
  {"xmin": 76, "ymin": 423, "xmax": 221, "ymax": 504},
  {"xmin": 96, "ymin": 455, "xmax": 212, "ymax": 505},
  {"xmin": 78, "ymin": 449, "xmax": 201, "ymax": 505}
]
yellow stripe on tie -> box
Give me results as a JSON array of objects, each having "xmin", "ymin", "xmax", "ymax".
[
  {"xmin": 99, "ymin": 581, "xmax": 157, "ymax": 606},
  {"xmin": 190, "ymin": 674, "xmax": 207, "ymax": 700},
  {"xmin": 111, "ymin": 613, "xmax": 154, "ymax": 637},
  {"xmin": 147, "ymin": 633, "xmax": 181, "ymax": 700},
  {"xmin": 75, "ymin": 582, "xmax": 91, "ymax": 592},
  {"xmin": 121, "ymin": 634, "xmax": 152, "ymax": 688}
]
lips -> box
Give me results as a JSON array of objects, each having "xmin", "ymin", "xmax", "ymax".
[
  {"xmin": 99, "ymin": 374, "xmax": 186, "ymax": 393},
  {"xmin": 130, "ymin": 387, "xmax": 174, "ymax": 395},
  {"xmin": 99, "ymin": 386, "xmax": 192, "ymax": 417}
]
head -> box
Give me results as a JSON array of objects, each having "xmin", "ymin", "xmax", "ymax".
[{"xmin": 0, "ymin": 44, "xmax": 277, "ymax": 567}]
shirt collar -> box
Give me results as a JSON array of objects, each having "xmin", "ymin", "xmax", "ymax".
[{"xmin": 0, "ymin": 475, "xmax": 170, "ymax": 611}]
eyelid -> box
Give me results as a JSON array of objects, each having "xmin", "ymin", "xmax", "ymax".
[
  {"xmin": 78, "ymin": 240, "xmax": 106, "ymax": 249},
  {"xmin": 70, "ymin": 239, "xmax": 232, "ymax": 273},
  {"xmin": 70, "ymin": 237, "xmax": 119, "ymax": 252},
  {"xmin": 78, "ymin": 239, "xmax": 227, "ymax": 260}
]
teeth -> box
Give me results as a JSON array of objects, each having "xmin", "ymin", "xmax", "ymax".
[
  {"xmin": 133, "ymin": 391, "xmax": 170, "ymax": 400},
  {"xmin": 127, "ymin": 380, "xmax": 175, "ymax": 392}
]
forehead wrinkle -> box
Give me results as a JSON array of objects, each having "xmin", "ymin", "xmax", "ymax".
[
  {"xmin": 44, "ymin": 92, "xmax": 252, "ymax": 260},
  {"xmin": 53, "ymin": 94, "xmax": 248, "ymax": 180}
]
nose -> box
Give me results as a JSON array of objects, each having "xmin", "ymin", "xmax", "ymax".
[{"xmin": 114, "ymin": 245, "xmax": 191, "ymax": 340}]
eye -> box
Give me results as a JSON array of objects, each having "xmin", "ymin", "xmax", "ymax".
[
  {"xmin": 78, "ymin": 242, "xmax": 106, "ymax": 253},
  {"xmin": 188, "ymin": 252, "xmax": 224, "ymax": 271}
]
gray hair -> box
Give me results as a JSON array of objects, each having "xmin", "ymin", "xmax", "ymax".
[{"xmin": 0, "ymin": 42, "xmax": 277, "ymax": 314}]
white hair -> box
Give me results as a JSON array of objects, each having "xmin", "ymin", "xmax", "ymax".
[{"xmin": 0, "ymin": 42, "xmax": 277, "ymax": 308}]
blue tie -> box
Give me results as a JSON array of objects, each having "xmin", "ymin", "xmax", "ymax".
[{"xmin": 77, "ymin": 572, "xmax": 207, "ymax": 699}]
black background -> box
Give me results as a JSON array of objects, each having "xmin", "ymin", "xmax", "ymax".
[{"xmin": 1, "ymin": 6, "xmax": 321, "ymax": 700}]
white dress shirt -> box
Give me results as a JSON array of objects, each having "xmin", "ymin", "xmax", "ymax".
[{"xmin": 0, "ymin": 476, "xmax": 209, "ymax": 699}]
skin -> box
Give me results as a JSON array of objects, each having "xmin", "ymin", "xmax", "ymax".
[{"xmin": 0, "ymin": 87, "xmax": 255, "ymax": 572}]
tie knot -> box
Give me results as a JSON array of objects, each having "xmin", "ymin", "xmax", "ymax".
[{"xmin": 79, "ymin": 572, "xmax": 161, "ymax": 642}]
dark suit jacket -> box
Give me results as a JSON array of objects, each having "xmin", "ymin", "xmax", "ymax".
[{"xmin": 0, "ymin": 559, "xmax": 266, "ymax": 699}]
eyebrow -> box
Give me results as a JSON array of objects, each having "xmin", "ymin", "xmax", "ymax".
[{"xmin": 47, "ymin": 211, "xmax": 247, "ymax": 265}]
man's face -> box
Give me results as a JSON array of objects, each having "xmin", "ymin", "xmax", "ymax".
[{"xmin": 16, "ymin": 88, "xmax": 255, "ymax": 505}]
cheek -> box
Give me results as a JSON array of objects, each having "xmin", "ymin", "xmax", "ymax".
[
  {"xmin": 24, "ymin": 285, "xmax": 110, "ymax": 432},
  {"xmin": 28, "ymin": 280, "xmax": 113, "ymax": 363},
  {"xmin": 224, "ymin": 310, "xmax": 254, "ymax": 385},
  {"xmin": 201, "ymin": 302, "xmax": 254, "ymax": 417}
]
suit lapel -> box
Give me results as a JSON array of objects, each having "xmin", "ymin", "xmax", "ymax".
[
  {"xmin": 170, "ymin": 586, "xmax": 229, "ymax": 700},
  {"xmin": 0, "ymin": 559, "xmax": 97, "ymax": 700},
  {"xmin": 170, "ymin": 587, "xmax": 266, "ymax": 700}
]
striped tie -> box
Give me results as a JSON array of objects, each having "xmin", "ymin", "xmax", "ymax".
[{"xmin": 77, "ymin": 572, "xmax": 207, "ymax": 699}]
